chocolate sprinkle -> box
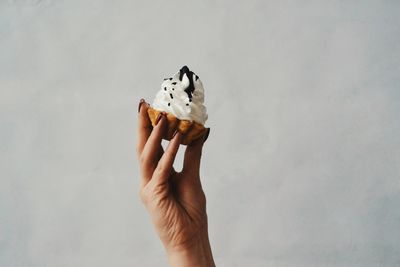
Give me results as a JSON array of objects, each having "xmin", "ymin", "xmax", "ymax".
[
  {"xmin": 168, "ymin": 103, "xmax": 170, "ymax": 106},
  {"xmin": 164, "ymin": 87, "xmax": 167, "ymax": 91},
  {"xmin": 172, "ymin": 82, "xmax": 177, "ymax": 85},
  {"xmin": 170, "ymin": 93, "xmax": 173, "ymax": 99}
]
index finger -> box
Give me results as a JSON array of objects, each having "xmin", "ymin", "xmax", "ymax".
[{"xmin": 150, "ymin": 131, "xmax": 182, "ymax": 186}]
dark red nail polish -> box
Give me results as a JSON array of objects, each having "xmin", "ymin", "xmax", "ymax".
[
  {"xmin": 204, "ymin": 128, "xmax": 210, "ymax": 142},
  {"xmin": 138, "ymin": 98, "xmax": 145, "ymax": 113},
  {"xmin": 155, "ymin": 113, "xmax": 163, "ymax": 125}
]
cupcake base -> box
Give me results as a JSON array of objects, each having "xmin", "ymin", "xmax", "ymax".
[{"xmin": 147, "ymin": 107, "xmax": 207, "ymax": 145}]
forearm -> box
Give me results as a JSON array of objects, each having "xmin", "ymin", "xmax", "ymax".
[{"xmin": 166, "ymin": 231, "xmax": 215, "ymax": 267}]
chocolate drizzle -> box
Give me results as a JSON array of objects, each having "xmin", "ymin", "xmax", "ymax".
[{"xmin": 178, "ymin": 65, "xmax": 196, "ymax": 101}]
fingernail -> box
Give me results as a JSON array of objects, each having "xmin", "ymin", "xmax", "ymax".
[
  {"xmin": 204, "ymin": 128, "xmax": 210, "ymax": 142},
  {"xmin": 138, "ymin": 98, "xmax": 145, "ymax": 113},
  {"xmin": 155, "ymin": 113, "xmax": 163, "ymax": 125}
]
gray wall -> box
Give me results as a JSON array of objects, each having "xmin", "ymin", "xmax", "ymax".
[{"xmin": 1, "ymin": 1, "xmax": 400, "ymax": 266}]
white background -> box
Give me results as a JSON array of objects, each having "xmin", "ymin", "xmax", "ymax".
[{"xmin": 1, "ymin": 1, "xmax": 400, "ymax": 266}]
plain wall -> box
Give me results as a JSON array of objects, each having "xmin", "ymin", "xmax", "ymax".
[{"xmin": 1, "ymin": 0, "xmax": 400, "ymax": 266}]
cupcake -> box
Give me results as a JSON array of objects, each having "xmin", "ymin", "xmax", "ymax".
[{"xmin": 147, "ymin": 66, "xmax": 209, "ymax": 145}]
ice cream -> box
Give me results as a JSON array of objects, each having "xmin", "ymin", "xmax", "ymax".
[
  {"xmin": 147, "ymin": 66, "xmax": 209, "ymax": 145},
  {"xmin": 152, "ymin": 66, "xmax": 208, "ymax": 125}
]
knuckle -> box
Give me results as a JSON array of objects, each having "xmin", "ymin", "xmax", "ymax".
[
  {"xmin": 151, "ymin": 185, "xmax": 168, "ymax": 206},
  {"xmin": 140, "ymin": 183, "xmax": 168, "ymax": 208},
  {"xmin": 165, "ymin": 150, "xmax": 175, "ymax": 159},
  {"xmin": 152, "ymin": 183, "xmax": 166, "ymax": 196},
  {"xmin": 155, "ymin": 163, "xmax": 166, "ymax": 175},
  {"xmin": 139, "ymin": 153, "xmax": 146, "ymax": 164}
]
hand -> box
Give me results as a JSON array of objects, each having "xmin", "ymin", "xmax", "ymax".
[{"xmin": 136, "ymin": 99, "xmax": 215, "ymax": 267}]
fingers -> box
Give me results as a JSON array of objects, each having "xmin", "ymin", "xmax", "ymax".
[
  {"xmin": 182, "ymin": 128, "xmax": 210, "ymax": 175},
  {"xmin": 150, "ymin": 131, "xmax": 182, "ymax": 186},
  {"xmin": 137, "ymin": 99, "xmax": 152, "ymax": 157},
  {"xmin": 140, "ymin": 112, "xmax": 167, "ymax": 185}
]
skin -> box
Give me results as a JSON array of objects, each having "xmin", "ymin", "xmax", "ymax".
[{"xmin": 136, "ymin": 99, "xmax": 215, "ymax": 267}]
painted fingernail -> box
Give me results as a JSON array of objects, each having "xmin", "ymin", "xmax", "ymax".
[
  {"xmin": 155, "ymin": 113, "xmax": 163, "ymax": 125},
  {"xmin": 138, "ymin": 98, "xmax": 145, "ymax": 113},
  {"xmin": 204, "ymin": 128, "xmax": 210, "ymax": 142}
]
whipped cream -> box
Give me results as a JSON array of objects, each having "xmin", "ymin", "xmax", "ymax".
[{"xmin": 152, "ymin": 66, "xmax": 208, "ymax": 125}]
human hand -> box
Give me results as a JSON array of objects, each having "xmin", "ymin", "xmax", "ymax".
[{"xmin": 136, "ymin": 99, "xmax": 215, "ymax": 267}]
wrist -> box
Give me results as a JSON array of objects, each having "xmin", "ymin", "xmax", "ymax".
[{"xmin": 166, "ymin": 231, "xmax": 215, "ymax": 267}]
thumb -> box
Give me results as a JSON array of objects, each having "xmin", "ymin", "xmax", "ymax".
[{"xmin": 182, "ymin": 128, "xmax": 210, "ymax": 175}]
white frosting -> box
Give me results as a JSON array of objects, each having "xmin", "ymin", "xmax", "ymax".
[{"xmin": 152, "ymin": 67, "xmax": 208, "ymax": 125}]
